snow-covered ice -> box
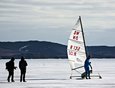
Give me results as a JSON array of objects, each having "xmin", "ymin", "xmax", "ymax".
[{"xmin": 0, "ymin": 59, "xmax": 115, "ymax": 88}]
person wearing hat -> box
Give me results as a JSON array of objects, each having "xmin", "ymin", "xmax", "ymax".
[
  {"xmin": 84, "ymin": 55, "xmax": 92, "ymax": 79},
  {"xmin": 6, "ymin": 57, "xmax": 17, "ymax": 82},
  {"xmin": 19, "ymin": 56, "xmax": 28, "ymax": 82}
]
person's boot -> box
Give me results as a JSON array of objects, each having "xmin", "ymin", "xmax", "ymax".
[
  {"xmin": 12, "ymin": 80, "xmax": 15, "ymax": 82},
  {"xmin": 23, "ymin": 79, "xmax": 26, "ymax": 82},
  {"xmin": 20, "ymin": 78, "xmax": 22, "ymax": 82}
]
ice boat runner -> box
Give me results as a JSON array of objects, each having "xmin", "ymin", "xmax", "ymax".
[{"xmin": 67, "ymin": 16, "xmax": 102, "ymax": 79}]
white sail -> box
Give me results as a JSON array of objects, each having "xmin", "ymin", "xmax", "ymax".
[{"xmin": 67, "ymin": 16, "xmax": 87, "ymax": 70}]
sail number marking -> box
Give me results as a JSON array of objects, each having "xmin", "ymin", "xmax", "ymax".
[
  {"xmin": 69, "ymin": 45, "xmax": 80, "ymax": 56},
  {"xmin": 73, "ymin": 31, "xmax": 80, "ymax": 41}
]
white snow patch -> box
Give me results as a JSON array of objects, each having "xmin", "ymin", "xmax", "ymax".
[{"xmin": 0, "ymin": 59, "xmax": 115, "ymax": 88}]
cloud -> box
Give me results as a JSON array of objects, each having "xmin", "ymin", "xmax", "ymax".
[{"xmin": 0, "ymin": 0, "xmax": 115, "ymax": 45}]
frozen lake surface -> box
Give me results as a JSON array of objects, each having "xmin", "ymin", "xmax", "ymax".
[{"xmin": 0, "ymin": 59, "xmax": 115, "ymax": 88}]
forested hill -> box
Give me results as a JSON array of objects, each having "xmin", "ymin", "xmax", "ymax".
[
  {"xmin": 0, "ymin": 41, "xmax": 115, "ymax": 59},
  {"xmin": 0, "ymin": 41, "xmax": 67, "ymax": 59},
  {"xmin": 87, "ymin": 46, "xmax": 115, "ymax": 58}
]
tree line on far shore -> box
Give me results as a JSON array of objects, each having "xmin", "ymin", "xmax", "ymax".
[{"xmin": 0, "ymin": 41, "xmax": 115, "ymax": 59}]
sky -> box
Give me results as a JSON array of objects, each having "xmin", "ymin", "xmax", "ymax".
[{"xmin": 0, "ymin": 0, "xmax": 115, "ymax": 46}]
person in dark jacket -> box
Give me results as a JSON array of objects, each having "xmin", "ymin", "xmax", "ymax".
[
  {"xmin": 6, "ymin": 57, "xmax": 17, "ymax": 82},
  {"xmin": 84, "ymin": 55, "xmax": 92, "ymax": 79},
  {"xmin": 19, "ymin": 56, "xmax": 28, "ymax": 82}
]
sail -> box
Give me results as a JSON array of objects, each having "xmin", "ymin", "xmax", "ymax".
[{"xmin": 67, "ymin": 16, "xmax": 87, "ymax": 70}]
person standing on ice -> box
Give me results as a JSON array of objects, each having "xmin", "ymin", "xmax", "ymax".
[
  {"xmin": 84, "ymin": 55, "xmax": 92, "ymax": 79},
  {"xmin": 6, "ymin": 57, "xmax": 17, "ymax": 82},
  {"xmin": 19, "ymin": 56, "xmax": 28, "ymax": 82}
]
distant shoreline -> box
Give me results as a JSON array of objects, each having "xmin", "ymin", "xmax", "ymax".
[{"xmin": 0, "ymin": 41, "xmax": 115, "ymax": 59}]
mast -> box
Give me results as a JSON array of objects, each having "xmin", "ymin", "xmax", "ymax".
[{"xmin": 79, "ymin": 16, "xmax": 87, "ymax": 57}]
